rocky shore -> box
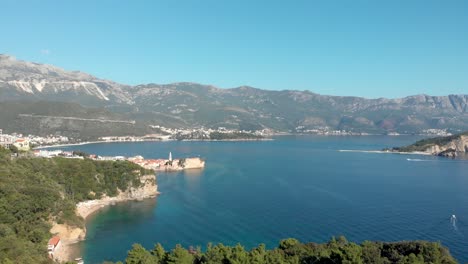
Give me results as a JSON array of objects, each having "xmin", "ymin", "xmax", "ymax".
[
  {"xmin": 426, "ymin": 135, "xmax": 468, "ymax": 157},
  {"xmin": 390, "ymin": 133, "xmax": 468, "ymax": 158},
  {"xmin": 50, "ymin": 174, "xmax": 158, "ymax": 263}
]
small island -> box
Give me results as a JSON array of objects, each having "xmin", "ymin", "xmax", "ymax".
[{"xmin": 387, "ymin": 131, "xmax": 468, "ymax": 158}]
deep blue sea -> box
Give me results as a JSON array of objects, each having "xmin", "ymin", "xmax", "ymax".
[{"xmin": 49, "ymin": 136, "xmax": 468, "ymax": 263}]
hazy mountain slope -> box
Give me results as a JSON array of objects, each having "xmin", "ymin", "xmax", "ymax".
[{"xmin": 1, "ymin": 54, "xmax": 467, "ymax": 134}]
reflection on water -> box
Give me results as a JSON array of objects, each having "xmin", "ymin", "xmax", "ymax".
[{"xmin": 183, "ymin": 168, "xmax": 203, "ymax": 177}]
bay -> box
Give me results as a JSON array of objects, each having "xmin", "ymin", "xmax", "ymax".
[{"xmin": 50, "ymin": 136, "xmax": 468, "ymax": 263}]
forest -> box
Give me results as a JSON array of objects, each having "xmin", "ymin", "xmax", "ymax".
[
  {"xmin": 0, "ymin": 147, "xmax": 152, "ymax": 263},
  {"xmin": 105, "ymin": 237, "xmax": 456, "ymax": 264}
]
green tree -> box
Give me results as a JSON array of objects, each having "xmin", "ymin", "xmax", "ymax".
[
  {"xmin": 166, "ymin": 244, "xmax": 194, "ymax": 264},
  {"xmin": 126, "ymin": 244, "xmax": 154, "ymax": 264},
  {"xmin": 151, "ymin": 243, "xmax": 167, "ymax": 263}
]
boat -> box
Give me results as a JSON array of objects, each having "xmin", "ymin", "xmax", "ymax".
[{"xmin": 75, "ymin": 257, "xmax": 84, "ymax": 264}]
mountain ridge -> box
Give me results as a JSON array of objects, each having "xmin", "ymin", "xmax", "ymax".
[
  {"xmin": 2, "ymin": 54, "xmax": 466, "ymax": 100},
  {"xmin": 1, "ymin": 54, "xmax": 467, "ymax": 135}
]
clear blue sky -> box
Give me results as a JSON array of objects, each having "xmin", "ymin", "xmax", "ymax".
[{"xmin": 1, "ymin": 0, "xmax": 467, "ymax": 98}]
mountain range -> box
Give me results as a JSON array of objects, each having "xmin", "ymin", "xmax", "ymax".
[{"xmin": 1, "ymin": 54, "xmax": 467, "ymax": 138}]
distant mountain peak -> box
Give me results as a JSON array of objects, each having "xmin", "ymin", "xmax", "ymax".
[
  {"xmin": 1, "ymin": 55, "xmax": 467, "ymax": 133},
  {"xmin": 0, "ymin": 54, "xmax": 16, "ymax": 60}
]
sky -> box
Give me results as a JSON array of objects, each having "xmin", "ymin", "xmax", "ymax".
[{"xmin": 1, "ymin": 0, "xmax": 467, "ymax": 98}]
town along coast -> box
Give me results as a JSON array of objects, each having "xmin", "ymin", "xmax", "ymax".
[{"xmin": 34, "ymin": 149, "xmax": 206, "ymax": 171}]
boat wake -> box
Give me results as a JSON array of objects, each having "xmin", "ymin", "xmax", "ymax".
[
  {"xmin": 338, "ymin": 149, "xmax": 431, "ymax": 156},
  {"xmin": 406, "ymin": 158, "xmax": 430, "ymax": 162},
  {"xmin": 338, "ymin": 150, "xmax": 389, "ymax": 154}
]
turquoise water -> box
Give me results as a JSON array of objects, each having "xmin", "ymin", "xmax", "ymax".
[{"xmin": 51, "ymin": 136, "xmax": 468, "ymax": 263}]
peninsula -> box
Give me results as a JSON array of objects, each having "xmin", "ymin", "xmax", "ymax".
[
  {"xmin": 33, "ymin": 149, "xmax": 206, "ymax": 171},
  {"xmin": 388, "ymin": 131, "xmax": 468, "ymax": 158}
]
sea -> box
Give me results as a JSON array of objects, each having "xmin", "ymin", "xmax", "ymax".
[{"xmin": 48, "ymin": 136, "xmax": 468, "ymax": 263}]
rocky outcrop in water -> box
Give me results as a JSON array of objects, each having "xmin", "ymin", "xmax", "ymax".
[
  {"xmin": 426, "ymin": 135, "xmax": 468, "ymax": 155},
  {"xmin": 437, "ymin": 148, "xmax": 458, "ymax": 158}
]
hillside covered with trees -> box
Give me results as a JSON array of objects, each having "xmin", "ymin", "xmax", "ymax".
[
  {"xmin": 110, "ymin": 237, "xmax": 456, "ymax": 264},
  {"xmin": 0, "ymin": 147, "xmax": 152, "ymax": 263}
]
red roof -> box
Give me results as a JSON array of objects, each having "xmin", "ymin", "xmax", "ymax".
[{"xmin": 48, "ymin": 236, "xmax": 60, "ymax": 246}]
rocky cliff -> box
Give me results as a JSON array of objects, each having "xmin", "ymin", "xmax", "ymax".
[
  {"xmin": 394, "ymin": 132, "xmax": 468, "ymax": 157},
  {"xmin": 118, "ymin": 174, "xmax": 158, "ymax": 200},
  {"xmin": 427, "ymin": 135, "xmax": 468, "ymax": 157},
  {"xmin": 425, "ymin": 135, "xmax": 468, "ymax": 153},
  {"xmin": 76, "ymin": 174, "xmax": 158, "ymax": 219}
]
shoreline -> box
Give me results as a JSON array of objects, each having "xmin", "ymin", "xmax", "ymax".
[
  {"xmin": 75, "ymin": 191, "xmax": 160, "ymax": 220},
  {"xmin": 51, "ymin": 177, "xmax": 159, "ymax": 263},
  {"xmin": 34, "ymin": 138, "xmax": 273, "ymax": 149},
  {"xmin": 35, "ymin": 139, "xmax": 169, "ymax": 149},
  {"xmin": 34, "ymin": 134, "xmax": 440, "ymax": 150},
  {"xmin": 51, "ymin": 195, "xmax": 160, "ymax": 263}
]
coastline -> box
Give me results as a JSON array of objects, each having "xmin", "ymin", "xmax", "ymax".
[
  {"xmin": 50, "ymin": 175, "xmax": 159, "ymax": 263},
  {"xmin": 34, "ymin": 134, "xmax": 442, "ymax": 150},
  {"xmin": 75, "ymin": 190, "xmax": 160, "ymax": 220},
  {"xmin": 34, "ymin": 138, "xmax": 273, "ymax": 149},
  {"xmin": 34, "ymin": 139, "xmax": 170, "ymax": 149}
]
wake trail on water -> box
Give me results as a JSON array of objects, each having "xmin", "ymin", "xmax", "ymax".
[
  {"xmin": 422, "ymin": 216, "xmax": 466, "ymax": 238},
  {"xmin": 450, "ymin": 215, "xmax": 464, "ymax": 237},
  {"xmin": 338, "ymin": 149, "xmax": 430, "ymax": 156},
  {"xmin": 338, "ymin": 150, "xmax": 390, "ymax": 154}
]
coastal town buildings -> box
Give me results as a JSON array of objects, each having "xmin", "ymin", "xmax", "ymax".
[
  {"xmin": 13, "ymin": 138, "xmax": 30, "ymax": 151},
  {"xmin": 0, "ymin": 128, "xmax": 69, "ymax": 149},
  {"xmin": 0, "ymin": 129, "xmax": 15, "ymax": 149}
]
